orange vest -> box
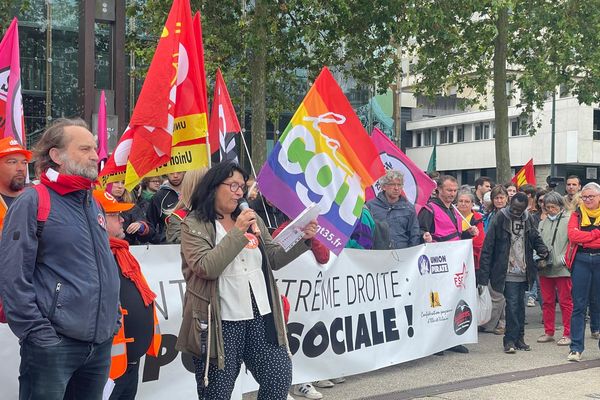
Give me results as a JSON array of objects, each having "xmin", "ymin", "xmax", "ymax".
[
  {"xmin": 109, "ymin": 305, "xmax": 162, "ymax": 380},
  {"xmin": 0, "ymin": 198, "xmax": 7, "ymax": 232}
]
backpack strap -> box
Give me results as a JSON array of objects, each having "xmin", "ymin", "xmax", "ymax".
[{"xmin": 32, "ymin": 185, "xmax": 51, "ymax": 238}]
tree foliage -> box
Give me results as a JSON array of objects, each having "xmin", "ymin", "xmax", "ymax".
[
  {"xmin": 406, "ymin": 0, "xmax": 600, "ymax": 182},
  {"xmin": 125, "ymin": 0, "xmax": 412, "ymax": 169}
]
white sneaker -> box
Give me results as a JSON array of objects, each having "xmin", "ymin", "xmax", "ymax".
[
  {"xmin": 293, "ymin": 383, "xmax": 323, "ymax": 399},
  {"xmin": 567, "ymin": 351, "xmax": 582, "ymax": 362},
  {"xmin": 527, "ymin": 297, "xmax": 536, "ymax": 307},
  {"xmin": 313, "ymin": 380, "xmax": 334, "ymax": 388}
]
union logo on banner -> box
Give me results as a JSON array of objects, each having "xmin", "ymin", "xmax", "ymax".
[{"xmin": 257, "ymin": 67, "xmax": 384, "ymax": 254}]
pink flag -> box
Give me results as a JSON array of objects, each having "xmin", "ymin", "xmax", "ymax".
[
  {"xmin": 0, "ymin": 18, "xmax": 25, "ymax": 146},
  {"xmin": 97, "ymin": 90, "xmax": 108, "ymax": 164},
  {"xmin": 369, "ymin": 127, "xmax": 436, "ymax": 213}
]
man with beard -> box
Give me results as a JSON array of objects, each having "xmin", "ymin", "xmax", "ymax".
[
  {"xmin": 0, "ymin": 118, "xmax": 121, "ymax": 400},
  {"xmin": 146, "ymin": 171, "xmax": 185, "ymax": 243},
  {"xmin": 0, "ymin": 137, "xmax": 31, "ymax": 236}
]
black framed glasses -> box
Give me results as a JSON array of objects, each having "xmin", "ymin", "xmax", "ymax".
[{"xmin": 221, "ymin": 182, "xmax": 247, "ymax": 193}]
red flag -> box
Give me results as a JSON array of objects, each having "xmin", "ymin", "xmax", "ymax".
[
  {"xmin": 97, "ymin": 90, "xmax": 108, "ymax": 165},
  {"xmin": 0, "ymin": 18, "xmax": 25, "ymax": 146},
  {"xmin": 369, "ymin": 127, "xmax": 436, "ymax": 213},
  {"xmin": 208, "ymin": 68, "xmax": 241, "ymax": 160},
  {"xmin": 99, "ymin": 0, "xmax": 209, "ymax": 190},
  {"xmin": 512, "ymin": 158, "xmax": 536, "ymax": 188}
]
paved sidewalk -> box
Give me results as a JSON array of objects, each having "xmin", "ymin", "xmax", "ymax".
[{"xmin": 245, "ymin": 304, "xmax": 600, "ymax": 399}]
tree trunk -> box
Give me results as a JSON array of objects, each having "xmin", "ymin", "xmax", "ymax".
[
  {"xmin": 249, "ymin": 0, "xmax": 267, "ymax": 171},
  {"xmin": 493, "ymin": 7, "xmax": 511, "ymax": 183}
]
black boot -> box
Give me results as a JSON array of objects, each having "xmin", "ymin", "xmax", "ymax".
[{"xmin": 515, "ymin": 338, "xmax": 531, "ymax": 351}]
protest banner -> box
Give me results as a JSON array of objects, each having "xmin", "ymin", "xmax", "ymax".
[{"xmin": 0, "ymin": 241, "xmax": 477, "ymax": 399}]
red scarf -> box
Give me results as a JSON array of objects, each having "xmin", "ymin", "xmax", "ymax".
[
  {"xmin": 40, "ymin": 169, "xmax": 95, "ymax": 195},
  {"xmin": 109, "ymin": 237, "xmax": 156, "ymax": 306}
]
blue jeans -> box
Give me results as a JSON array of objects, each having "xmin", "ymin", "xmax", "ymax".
[
  {"xmin": 504, "ymin": 281, "xmax": 528, "ymax": 345},
  {"xmin": 570, "ymin": 252, "xmax": 600, "ymax": 353},
  {"xmin": 589, "ymin": 278, "xmax": 600, "ymax": 332},
  {"xmin": 19, "ymin": 335, "xmax": 112, "ymax": 400}
]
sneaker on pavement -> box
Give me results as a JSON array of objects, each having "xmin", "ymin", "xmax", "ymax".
[
  {"xmin": 527, "ymin": 297, "xmax": 536, "ymax": 307},
  {"xmin": 591, "ymin": 331, "xmax": 600, "ymax": 339},
  {"xmin": 331, "ymin": 377, "xmax": 346, "ymax": 384},
  {"xmin": 504, "ymin": 342, "xmax": 516, "ymax": 354},
  {"xmin": 515, "ymin": 339, "xmax": 531, "ymax": 351},
  {"xmin": 313, "ymin": 380, "xmax": 334, "ymax": 389},
  {"xmin": 493, "ymin": 327, "xmax": 505, "ymax": 335},
  {"xmin": 537, "ymin": 334, "xmax": 555, "ymax": 343},
  {"xmin": 567, "ymin": 351, "xmax": 582, "ymax": 362},
  {"xmin": 556, "ymin": 337, "xmax": 571, "ymax": 346},
  {"xmin": 293, "ymin": 384, "xmax": 323, "ymax": 399}
]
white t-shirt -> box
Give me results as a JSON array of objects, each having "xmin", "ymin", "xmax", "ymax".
[{"xmin": 215, "ymin": 221, "xmax": 271, "ymax": 320}]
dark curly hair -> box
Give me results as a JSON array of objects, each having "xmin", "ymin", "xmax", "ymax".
[{"xmin": 190, "ymin": 161, "xmax": 249, "ymax": 222}]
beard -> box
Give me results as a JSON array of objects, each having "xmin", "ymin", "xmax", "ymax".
[
  {"xmin": 9, "ymin": 175, "xmax": 26, "ymax": 192},
  {"xmin": 59, "ymin": 154, "xmax": 98, "ymax": 180}
]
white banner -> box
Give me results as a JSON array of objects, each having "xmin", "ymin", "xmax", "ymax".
[{"xmin": 0, "ymin": 241, "xmax": 477, "ymax": 399}]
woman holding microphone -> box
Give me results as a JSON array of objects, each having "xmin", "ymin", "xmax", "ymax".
[{"xmin": 176, "ymin": 162, "xmax": 318, "ymax": 399}]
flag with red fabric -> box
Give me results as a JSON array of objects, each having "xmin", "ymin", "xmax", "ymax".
[
  {"xmin": 368, "ymin": 127, "xmax": 436, "ymax": 213},
  {"xmin": 0, "ymin": 18, "xmax": 25, "ymax": 147},
  {"xmin": 512, "ymin": 158, "xmax": 536, "ymax": 188},
  {"xmin": 208, "ymin": 68, "xmax": 241, "ymax": 162},
  {"xmin": 99, "ymin": 0, "xmax": 209, "ymax": 190}
]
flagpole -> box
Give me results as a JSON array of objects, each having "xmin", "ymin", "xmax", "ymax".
[{"xmin": 239, "ymin": 128, "xmax": 272, "ymax": 228}]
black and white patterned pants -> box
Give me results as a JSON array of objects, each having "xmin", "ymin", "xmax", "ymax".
[{"xmin": 192, "ymin": 299, "xmax": 292, "ymax": 400}]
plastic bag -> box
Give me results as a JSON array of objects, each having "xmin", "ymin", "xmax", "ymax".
[{"xmin": 477, "ymin": 285, "xmax": 492, "ymax": 326}]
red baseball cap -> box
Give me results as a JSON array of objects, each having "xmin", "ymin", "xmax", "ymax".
[
  {"xmin": 0, "ymin": 137, "xmax": 32, "ymax": 160},
  {"xmin": 92, "ymin": 190, "xmax": 134, "ymax": 213}
]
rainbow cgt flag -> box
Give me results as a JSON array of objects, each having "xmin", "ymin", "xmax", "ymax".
[{"xmin": 257, "ymin": 67, "xmax": 384, "ymax": 254}]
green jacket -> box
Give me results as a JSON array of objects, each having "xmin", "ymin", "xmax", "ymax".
[
  {"xmin": 175, "ymin": 214, "xmax": 310, "ymax": 369},
  {"xmin": 538, "ymin": 211, "xmax": 571, "ymax": 278}
]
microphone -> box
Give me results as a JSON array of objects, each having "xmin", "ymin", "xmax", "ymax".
[{"xmin": 238, "ymin": 198, "xmax": 260, "ymax": 235}]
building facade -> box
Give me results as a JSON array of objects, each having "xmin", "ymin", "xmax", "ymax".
[{"xmin": 405, "ymin": 92, "xmax": 600, "ymax": 188}]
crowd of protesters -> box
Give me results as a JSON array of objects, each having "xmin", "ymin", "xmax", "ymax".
[{"xmin": 1, "ymin": 118, "xmax": 599, "ymax": 400}]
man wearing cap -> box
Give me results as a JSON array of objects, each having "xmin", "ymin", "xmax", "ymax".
[
  {"xmin": 92, "ymin": 190, "xmax": 161, "ymax": 400},
  {"xmin": 0, "ymin": 137, "xmax": 32, "ymax": 236},
  {"xmin": 0, "ymin": 118, "xmax": 121, "ymax": 400}
]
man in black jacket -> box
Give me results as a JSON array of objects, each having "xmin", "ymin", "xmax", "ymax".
[{"xmin": 478, "ymin": 193, "xmax": 548, "ymax": 354}]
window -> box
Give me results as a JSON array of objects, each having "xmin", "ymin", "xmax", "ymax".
[
  {"xmin": 594, "ymin": 110, "xmax": 600, "ymax": 141},
  {"xmin": 475, "ymin": 123, "xmax": 491, "ymax": 140},
  {"xmin": 511, "ymin": 118, "xmax": 526, "ymax": 137},
  {"xmin": 475, "ymin": 124, "xmax": 482, "ymax": 140},
  {"xmin": 447, "ymin": 127, "xmax": 454, "ymax": 143},
  {"xmin": 424, "ymin": 129, "xmax": 431, "ymax": 146},
  {"xmin": 457, "ymin": 125, "xmax": 464, "ymax": 142},
  {"xmin": 439, "ymin": 128, "xmax": 447, "ymax": 144},
  {"xmin": 416, "ymin": 132, "xmax": 422, "ymax": 147}
]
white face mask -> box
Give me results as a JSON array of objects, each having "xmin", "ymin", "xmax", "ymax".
[{"xmin": 547, "ymin": 212, "xmax": 561, "ymax": 221}]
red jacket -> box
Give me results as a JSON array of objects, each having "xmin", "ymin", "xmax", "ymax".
[
  {"xmin": 466, "ymin": 211, "xmax": 485, "ymax": 270},
  {"xmin": 273, "ymin": 220, "xmax": 330, "ymax": 264},
  {"xmin": 565, "ymin": 210, "xmax": 600, "ymax": 268}
]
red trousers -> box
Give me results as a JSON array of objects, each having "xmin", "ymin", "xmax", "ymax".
[{"xmin": 539, "ymin": 276, "xmax": 573, "ymax": 337}]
